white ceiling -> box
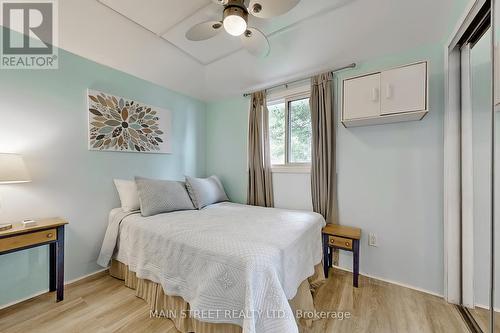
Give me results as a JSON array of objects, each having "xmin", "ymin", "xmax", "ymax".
[
  {"xmin": 99, "ymin": 0, "xmax": 209, "ymax": 35},
  {"xmin": 52, "ymin": 0, "xmax": 466, "ymax": 101},
  {"xmin": 98, "ymin": 0, "xmax": 352, "ymax": 65}
]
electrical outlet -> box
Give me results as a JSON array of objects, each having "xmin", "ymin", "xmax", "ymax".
[{"xmin": 368, "ymin": 233, "xmax": 378, "ymax": 247}]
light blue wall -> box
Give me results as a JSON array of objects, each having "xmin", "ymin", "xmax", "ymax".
[
  {"xmin": 206, "ymin": 43, "xmax": 448, "ymax": 295},
  {"xmin": 206, "ymin": 98, "xmax": 249, "ymax": 204},
  {"xmin": 334, "ymin": 44, "xmax": 445, "ymax": 294},
  {"xmin": 0, "ymin": 30, "xmax": 206, "ymax": 306}
]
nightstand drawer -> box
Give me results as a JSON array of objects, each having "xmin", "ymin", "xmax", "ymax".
[
  {"xmin": 0, "ymin": 228, "xmax": 57, "ymax": 252},
  {"xmin": 329, "ymin": 235, "xmax": 352, "ymax": 250}
]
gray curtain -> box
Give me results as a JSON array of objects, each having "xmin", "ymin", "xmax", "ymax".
[
  {"xmin": 247, "ymin": 91, "xmax": 274, "ymax": 207},
  {"xmin": 310, "ymin": 72, "xmax": 338, "ymax": 224}
]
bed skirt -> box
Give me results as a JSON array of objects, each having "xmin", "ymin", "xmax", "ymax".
[{"xmin": 109, "ymin": 259, "xmax": 325, "ymax": 333}]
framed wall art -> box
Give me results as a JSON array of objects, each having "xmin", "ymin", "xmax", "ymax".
[{"xmin": 87, "ymin": 89, "xmax": 171, "ymax": 154}]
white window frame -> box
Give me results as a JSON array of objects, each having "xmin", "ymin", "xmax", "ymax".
[{"xmin": 268, "ymin": 88, "xmax": 311, "ymax": 173}]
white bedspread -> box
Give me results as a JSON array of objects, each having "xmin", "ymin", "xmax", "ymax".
[{"xmin": 98, "ymin": 202, "xmax": 325, "ymax": 333}]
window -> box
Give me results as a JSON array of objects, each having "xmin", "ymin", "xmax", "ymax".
[{"xmin": 268, "ymin": 93, "xmax": 312, "ymax": 167}]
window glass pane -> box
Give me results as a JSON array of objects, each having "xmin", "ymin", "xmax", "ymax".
[
  {"xmin": 268, "ymin": 102, "xmax": 286, "ymax": 165},
  {"xmin": 289, "ymin": 98, "xmax": 312, "ymax": 163}
]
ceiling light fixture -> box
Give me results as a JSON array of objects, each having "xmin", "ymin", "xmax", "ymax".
[
  {"xmin": 186, "ymin": 0, "xmax": 301, "ymax": 57},
  {"xmin": 223, "ymin": 5, "xmax": 248, "ymax": 36}
]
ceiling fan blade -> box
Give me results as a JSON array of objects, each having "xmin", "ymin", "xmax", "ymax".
[
  {"xmin": 248, "ymin": 0, "xmax": 300, "ymax": 18},
  {"xmin": 241, "ymin": 28, "xmax": 270, "ymax": 57},
  {"xmin": 212, "ymin": 0, "xmax": 229, "ymax": 5},
  {"xmin": 186, "ymin": 21, "xmax": 223, "ymax": 41}
]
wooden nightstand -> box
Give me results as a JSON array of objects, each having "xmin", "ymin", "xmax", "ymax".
[
  {"xmin": 322, "ymin": 224, "xmax": 361, "ymax": 287},
  {"xmin": 0, "ymin": 218, "xmax": 68, "ymax": 302}
]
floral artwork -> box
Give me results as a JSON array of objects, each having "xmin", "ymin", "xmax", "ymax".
[{"xmin": 88, "ymin": 90, "xmax": 171, "ymax": 153}]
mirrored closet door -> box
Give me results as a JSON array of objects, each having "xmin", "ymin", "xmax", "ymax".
[
  {"xmin": 447, "ymin": 1, "xmax": 496, "ymax": 331},
  {"xmin": 494, "ymin": 1, "xmax": 500, "ymax": 331},
  {"xmin": 454, "ymin": 1, "xmax": 495, "ymax": 331},
  {"xmin": 463, "ymin": 25, "xmax": 494, "ymax": 332}
]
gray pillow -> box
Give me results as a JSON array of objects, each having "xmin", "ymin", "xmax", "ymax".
[
  {"xmin": 135, "ymin": 177, "xmax": 195, "ymax": 217},
  {"xmin": 185, "ymin": 175, "xmax": 229, "ymax": 209}
]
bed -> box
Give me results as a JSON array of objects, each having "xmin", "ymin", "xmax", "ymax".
[{"xmin": 98, "ymin": 202, "xmax": 326, "ymax": 333}]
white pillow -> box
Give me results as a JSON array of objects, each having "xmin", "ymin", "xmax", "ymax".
[
  {"xmin": 135, "ymin": 177, "xmax": 195, "ymax": 217},
  {"xmin": 113, "ymin": 179, "xmax": 140, "ymax": 212},
  {"xmin": 185, "ymin": 175, "xmax": 229, "ymax": 209}
]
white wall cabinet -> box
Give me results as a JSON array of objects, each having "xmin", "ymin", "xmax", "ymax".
[
  {"xmin": 342, "ymin": 61, "xmax": 428, "ymax": 127},
  {"xmin": 343, "ymin": 73, "xmax": 381, "ymax": 120}
]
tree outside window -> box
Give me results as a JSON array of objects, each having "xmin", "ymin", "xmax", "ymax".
[{"xmin": 268, "ymin": 94, "xmax": 311, "ymax": 166}]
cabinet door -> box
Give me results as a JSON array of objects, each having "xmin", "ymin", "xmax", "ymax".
[
  {"xmin": 380, "ymin": 62, "xmax": 427, "ymax": 115},
  {"xmin": 343, "ymin": 73, "xmax": 381, "ymax": 120}
]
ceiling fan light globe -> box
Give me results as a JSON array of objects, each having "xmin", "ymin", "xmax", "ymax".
[{"xmin": 223, "ymin": 14, "xmax": 247, "ymax": 36}]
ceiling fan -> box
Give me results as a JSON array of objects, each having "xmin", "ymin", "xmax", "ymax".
[{"xmin": 185, "ymin": 0, "xmax": 300, "ymax": 57}]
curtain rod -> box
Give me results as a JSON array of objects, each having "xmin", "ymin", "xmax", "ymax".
[{"xmin": 243, "ymin": 63, "xmax": 356, "ymax": 97}]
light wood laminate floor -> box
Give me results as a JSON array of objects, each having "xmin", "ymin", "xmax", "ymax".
[
  {"xmin": 469, "ymin": 306, "xmax": 499, "ymax": 332},
  {"xmin": 0, "ymin": 268, "xmax": 469, "ymax": 333}
]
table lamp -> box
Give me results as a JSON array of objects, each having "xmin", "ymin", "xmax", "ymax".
[{"xmin": 0, "ymin": 153, "xmax": 31, "ymax": 231}]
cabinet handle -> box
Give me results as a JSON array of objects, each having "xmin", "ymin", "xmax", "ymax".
[
  {"xmin": 386, "ymin": 84, "xmax": 393, "ymax": 99},
  {"xmin": 371, "ymin": 87, "xmax": 379, "ymax": 102},
  {"xmin": 47, "ymin": 233, "xmax": 53, "ymax": 238}
]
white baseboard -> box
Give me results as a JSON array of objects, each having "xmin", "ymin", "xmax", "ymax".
[
  {"xmin": 332, "ymin": 265, "xmax": 444, "ymax": 298},
  {"xmin": 0, "ymin": 289, "xmax": 50, "ymax": 310},
  {"xmin": 3, "ymin": 265, "xmax": 478, "ymax": 311},
  {"xmin": 0, "ymin": 267, "xmax": 108, "ymax": 310},
  {"xmin": 474, "ymin": 302, "xmax": 500, "ymax": 313},
  {"xmin": 65, "ymin": 267, "xmax": 109, "ymax": 285}
]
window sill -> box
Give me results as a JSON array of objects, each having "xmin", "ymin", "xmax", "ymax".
[{"xmin": 271, "ymin": 165, "xmax": 311, "ymax": 174}]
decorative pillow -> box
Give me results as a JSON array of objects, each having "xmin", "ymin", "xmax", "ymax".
[
  {"xmin": 185, "ymin": 175, "xmax": 229, "ymax": 209},
  {"xmin": 135, "ymin": 177, "xmax": 195, "ymax": 217},
  {"xmin": 113, "ymin": 179, "xmax": 140, "ymax": 212}
]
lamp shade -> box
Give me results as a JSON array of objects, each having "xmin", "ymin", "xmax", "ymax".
[{"xmin": 0, "ymin": 153, "xmax": 31, "ymax": 184}]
